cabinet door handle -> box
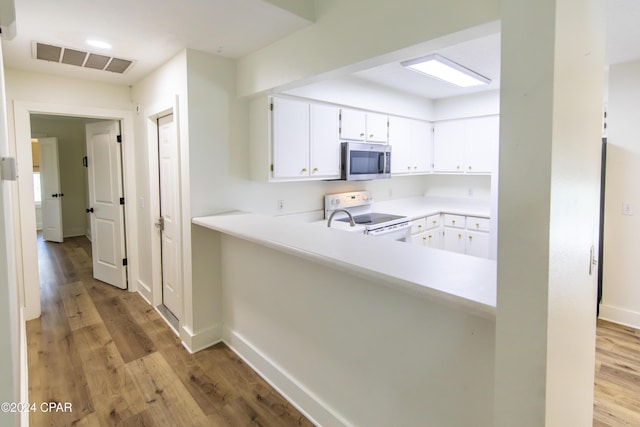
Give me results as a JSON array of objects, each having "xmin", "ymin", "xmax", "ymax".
[
  {"xmin": 476, "ymin": 223, "xmax": 480, "ymax": 228},
  {"xmin": 301, "ymin": 168, "xmax": 308, "ymax": 172},
  {"xmin": 360, "ymin": 132, "xmax": 365, "ymax": 137},
  {"xmin": 468, "ymin": 235, "xmax": 473, "ymax": 241},
  {"xmin": 452, "ymin": 220, "xmax": 456, "ymax": 225},
  {"xmin": 468, "ymin": 166, "xmax": 472, "ymax": 171},
  {"xmin": 370, "ymin": 134, "xmax": 374, "ymax": 138},
  {"xmin": 313, "ymin": 168, "xmax": 319, "ymax": 173},
  {"xmin": 458, "ymin": 233, "xmax": 462, "ymax": 238}
]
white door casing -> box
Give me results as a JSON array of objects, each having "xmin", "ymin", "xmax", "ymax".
[
  {"xmin": 86, "ymin": 121, "xmax": 127, "ymax": 289},
  {"xmin": 157, "ymin": 113, "xmax": 181, "ymax": 318},
  {"xmin": 39, "ymin": 137, "xmax": 63, "ymax": 242}
]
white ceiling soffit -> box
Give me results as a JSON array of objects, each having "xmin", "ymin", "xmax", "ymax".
[
  {"xmin": 352, "ymin": 33, "xmax": 502, "ymax": 100},
  {"xmin": 33, "ymin": 42, "xmax": 134, "ymax": 74}
]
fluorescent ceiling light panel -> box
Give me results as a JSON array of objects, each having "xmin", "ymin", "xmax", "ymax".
[{"xmin": 402, "ymin": 54, "xmax": 490, "ymax": 87}]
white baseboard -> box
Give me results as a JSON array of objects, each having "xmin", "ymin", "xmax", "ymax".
[
  {"xmin": 599, "ymin": 303, "xmax": 640, "ymax": 329},
  {"xmin": 180, "ymin": 323, "xmax": 223, "ymax": 354},
  {"xmin": 223, "ymin": 328, "xmax": 349, "ymax": 427},
  {"xmin": 136, "ymin": 279, "xmax": 152, "ymax": 303},
  {"xmin": 63, "ymin": 226, "xmax": 87, "ymax": 238}
]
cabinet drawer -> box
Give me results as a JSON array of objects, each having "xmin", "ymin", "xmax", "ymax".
[
  {"xmin": 425, "ymin": 214, "xmax": 440, "ymax": 229},
  {"xmin": 466, "ymin": 216, "xmax": 490, "ymax": 232},
  {"xmin": 443, "ymin": 214, "xmax": 465, "ymax": 228},
  {"xmin": 410, "ymin": 218, "xmax": 426, "ymax": 234}
]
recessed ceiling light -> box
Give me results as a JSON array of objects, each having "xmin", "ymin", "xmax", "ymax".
[
  {"xmin": 86, "ymin": 39, "xmax": 112, "ymax": 49},
  {"xmin": 402, "ymin": 54, "xmax": 490, "ymax": 87}
]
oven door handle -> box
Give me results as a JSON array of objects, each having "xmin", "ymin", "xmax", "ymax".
[{"xmin": 367, "ymin": 221, "xmax": 410, "ymax": 236}]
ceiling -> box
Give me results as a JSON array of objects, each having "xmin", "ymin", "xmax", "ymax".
[
  {"xmin": 2, "ymin": 0, "xmax": 640, "ymax": 99},
  {"xmin": 0, "ymin": 0, "xmax": 314, "ymax": 85}
]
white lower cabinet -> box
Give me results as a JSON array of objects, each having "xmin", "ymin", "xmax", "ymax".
[
  {"xmin": 442, "ymin": 214, "xmax": 490, "ymax": 258},
  {"xmin": 410, "ymin": 214, "xmax": 442, "ymax": 249}
]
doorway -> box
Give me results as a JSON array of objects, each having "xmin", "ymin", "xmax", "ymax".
[
  {"xmin": 150, "ymin": 111, "xmax": 182, "ymax": 327},
  {"xmin": 14, "ymin": 102, "xmax": 137, "ymax": 321},
  {"xmin": 30, "ymin": 115, "xmax": 128, "ymax": 289}
]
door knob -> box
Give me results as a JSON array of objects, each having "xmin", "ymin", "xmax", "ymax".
[
  {"xmin": 86, "ymin": 207, "xmax": 94, "ymax": 213},
  {"xmin": 52, "ymin": 194, "xmax": 58, "ymax": 198}
]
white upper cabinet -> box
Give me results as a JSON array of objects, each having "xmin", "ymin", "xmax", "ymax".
[
  {"xmin": 433, "ymin": 120, "xmax": 465, "ymax": 173},
  {"xmin": 389, "ymin": 116, "xmax": 432, "ymax": 175},
  {"xmin": 366, "ymin": 112, "xmax": 389, "ymax": 143},
  {"xmin": 433, "ymin": 115, "xmax": 499, "ymax": 174},
  {"xmin": 340, "ymin": 108, "xmax": 388, "ymax": 143},
  {"xmin": 412, "ymin": 120, "xmax": 433, "ymax": 173},
  {"xmin": 272, "ymin": 97, "xmax": 310, "ymax": 179},
  {"xmin": 271, "ymin": 97, "xmax": 340, "ymax": 181},
  {"xmin": 309, "ymin": 103, "xmax": 340, "ymax": 178},
  {"xmin": 464, "ymin": 116, "xmax": 499, "ymax": 173}
]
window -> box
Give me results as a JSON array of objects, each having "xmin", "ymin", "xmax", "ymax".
[{"xmin": 33, "ymin": 172, "xmax": 41, "ymax": 203}]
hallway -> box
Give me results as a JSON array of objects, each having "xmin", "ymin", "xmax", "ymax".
[{"xmin": 27, "ymin": 235, "xmax": 313, "ymax": 426}]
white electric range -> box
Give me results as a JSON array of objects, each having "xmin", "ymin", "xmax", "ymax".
[{"xmin": 324, "ymin": 191, "xmax": 411, "ymax": 241}]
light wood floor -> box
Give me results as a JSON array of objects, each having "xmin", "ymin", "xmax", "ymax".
[
  {"xmin": 594, "ymin": 319, "xmax": 640, "ymax": 426},
  {"xmin": 28, "ymin": 235, "xmax": 313, "ymax": 426}
]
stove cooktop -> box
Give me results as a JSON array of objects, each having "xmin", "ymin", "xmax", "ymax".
[{"xmin": 337, "ymin": 212, "xmax": 406, "ymax": 226}]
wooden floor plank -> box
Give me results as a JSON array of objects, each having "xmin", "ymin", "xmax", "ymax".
[
  {"xmin": 92, "ymin": 296, "xmax": 157, "ymax": 363},
  {"xmin": 59, "ymin": 281, "xmax": 103, "ymax": 330},
  {"xmin": 126, "ymin": 352, "xmax": 210, "ymax": 426},
  {"xmin": 72, "ymin": 323, "xmax": 148, "ymax": 424}
]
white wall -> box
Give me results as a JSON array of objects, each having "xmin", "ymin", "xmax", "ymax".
[
  {"xmin": 0, "ymin": 41, "xmax": 20, "ymax": 427},
  {"xmin": 284, "ymin": 76, "xmax": 434, "ymax": 120},
  {"xmin": 601, "ymin": 59, "xmax": 640, "ymax": 328},
  {"xmin": 495, "ymin": 1, "xmax": 604, "ymax": 426},
  {"xmin": 221, "ymin": 234, "xmax": 495, "ymax": 427},
  {"xmin": 31, "ymin": 117, "xmax": 89, "ymax": 238},
  {"xmin": 433, "ymin": 89, "xmax": 500, "ymax": 121}
]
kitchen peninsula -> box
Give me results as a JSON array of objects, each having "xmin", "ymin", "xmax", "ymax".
[{"xmin": 192, "ymin": 205, "xmax": 496, "ymax": 426}]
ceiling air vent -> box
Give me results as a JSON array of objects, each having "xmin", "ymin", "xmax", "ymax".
[{"xmin": 32, "ymin": 41, "xmax": 134, "ymax": 74}]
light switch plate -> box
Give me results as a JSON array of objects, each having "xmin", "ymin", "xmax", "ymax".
[{"xmin": 0, "ymin": 157, "xmax": 17, "ymax": 181}]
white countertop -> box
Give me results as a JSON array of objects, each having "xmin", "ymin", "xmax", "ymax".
[{"xmin": 193, "ymin": 207, "xmax": 496, "ymax": 318}]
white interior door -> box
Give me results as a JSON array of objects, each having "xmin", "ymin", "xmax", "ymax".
[
  {"xmin": 39, "ymin": 137, "xmax": 63, "ymax": 242},
  {"xmin": 158, "ymin": 114, "xmax": 181, "ymax": 317},
  {"xmin": 86, "ymin": 121, "xmax": 127, "ymax": 289}
]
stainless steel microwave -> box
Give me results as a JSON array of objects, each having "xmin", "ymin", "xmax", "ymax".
[{"xmin": 340, "ymin": 142, "xmax": 391, "ymax": 181}]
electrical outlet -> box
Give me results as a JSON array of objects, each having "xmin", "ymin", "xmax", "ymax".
[{"xmin": 277, "ymin": 200, "xmax": 284, "ymax": 212}]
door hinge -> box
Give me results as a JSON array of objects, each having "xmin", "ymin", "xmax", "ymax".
[
  {"xmin": 120, "ymin": 197, "xmax": 125, "ymax": 205},
  {"xmin": 82, "ymin": 156, "xmax": 88, "ymax": 167},
  {"xmin": 270, "ymin": 103, "xmax": 273, "ymax": 111},
  {"xmin": 270, "ymin": 164, "xmax": 274, "ymax": 172},
  {"xmin": 117, "ymin": 135, "xmax": 122, "ymax": 143},
  {"xmin": 122, "ymin": 258, "xmax": 128, "ymax": 266}
]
